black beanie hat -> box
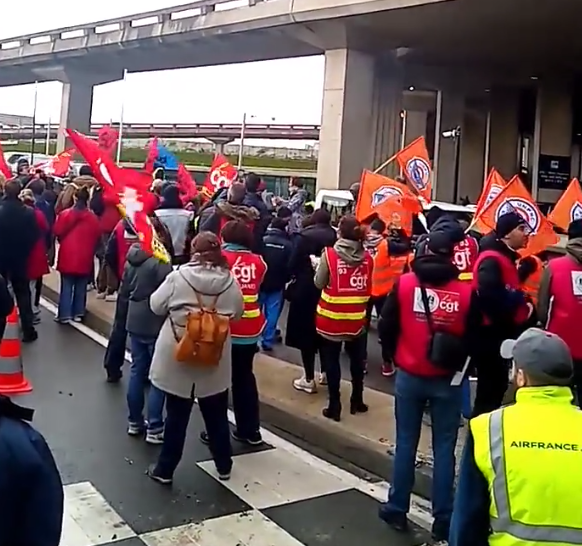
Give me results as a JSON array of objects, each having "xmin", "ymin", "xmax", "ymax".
[
  {"xmin": 496, "ymin": 212, "xmax": 526, "ymax": 238},
  {"xmin": 427, "ymin": 230, "xmax": 455, "ymax": 257},
  {"xmin": 567, "ymin": 219, "xmax": 582, "ymax": 240}
]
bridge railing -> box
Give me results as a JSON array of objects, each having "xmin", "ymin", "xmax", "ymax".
[
  {"xmin": 0, "ymin": 123, "xmax": 320, "ymax": 132},
  {"xmin": 0, "ymin": 0, "xmax": 266, "ymax": 50}
]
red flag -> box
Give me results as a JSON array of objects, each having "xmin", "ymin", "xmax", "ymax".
[
  {"xmin": 97, "ymin": 125, "xmax": 119, "ymax": 157},
  {"xmin": 203, "ymin": 154, "xmax": 237, "ymax": 198},
  {"xmin": 144, "ymin": 138, "xmax": 158, "ymax": 175},
  {"xmin": 35, "ymin": 149, "xmax": 73, "ymax": 178},
  {"xmin": 66, "ymin": 129, "xmax": 170, "ymax": 263},
  {"xmin": 177, "ymin": 164, "xmax": 198, "ymax": 203},
  {"xmin": 0, "ymin": 142, "xmax": 12, "ymax": 179}
]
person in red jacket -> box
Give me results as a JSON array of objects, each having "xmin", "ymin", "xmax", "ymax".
[
  {"xmin": 53, "ymin": 187, "xmax": 101, "ymax": 323},
  {"xmin": 378, "ymin": 230, "xmax": 481, "ymax": 542},
  {"xmin": 19, "ymin": 190, "xmax": 49, "ymax": 325},
  {"xmin": 538, "ymin": 218, "xmax": 582, "ymax": 406},
  {"xmin": 89, "ymin": 181, "xmax": 121, "ymax": 301}
]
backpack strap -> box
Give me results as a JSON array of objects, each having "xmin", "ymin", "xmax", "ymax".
[{"xmin": 178, "ymin": 270, "xmax": 229, "ymax": 312}]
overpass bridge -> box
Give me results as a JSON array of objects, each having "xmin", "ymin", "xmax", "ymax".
[
  {"xmin": 0, "ymin": 122, "xmax": 320, "ymax": 141},
  {"xmin": 0, "ymin": 0, "xmax": 579, "ymax": 204}
]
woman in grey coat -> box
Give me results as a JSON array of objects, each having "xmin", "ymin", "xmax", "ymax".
[{"xmin": 147, "ymin": 233, "xmax": 244, "ymax": 484}]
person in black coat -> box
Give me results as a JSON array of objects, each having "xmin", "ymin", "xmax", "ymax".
[
  {"xmin": 0, "ymin": 395, "xmax": 63, "ymax": 546},
  {"xmin": 0, "ymin": 181, "xmax": 40, "ymax": 342},
  {"xmin": 259, "ymin": 215, "xmax": 293, "ymax": 351},
  {"xmin": 285, "ymin": 209, "xmax": 336, "ymax": 392},
  {"xmin": 472, "ymin": 212, "xmax": 536, "ymax": 416}
]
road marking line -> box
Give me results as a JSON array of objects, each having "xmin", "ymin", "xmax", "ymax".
[{"xmin": 39, "ymin": 297, "xmax": 433, "ymax": 530}]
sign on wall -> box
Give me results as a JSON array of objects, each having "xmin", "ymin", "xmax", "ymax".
[{"xmin": 538, "ymin": 154, "xmax": 571, "ymax": 191}]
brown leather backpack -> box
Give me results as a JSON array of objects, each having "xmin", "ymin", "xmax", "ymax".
[{"xmin": 170, "ymin": 276, "xmax": 230, "ymax": 367}]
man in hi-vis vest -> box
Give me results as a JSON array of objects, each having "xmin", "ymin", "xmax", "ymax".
[{"xmin": 450, "ymin": 328, "xmax": 582, "ymax": 546}]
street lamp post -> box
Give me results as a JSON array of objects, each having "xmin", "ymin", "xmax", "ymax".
[
  {"xmin": 237, "ymin": 113, "xmax": 275, "ymax": 170},
  {"xmin": 442, "ymin": 126, "xmax": 462, "ymax": 204},
  {"xmin": 237, "ymin": 112, "xmax": 248, "ymax": 170}
]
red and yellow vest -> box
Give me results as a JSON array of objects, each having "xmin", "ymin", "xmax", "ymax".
[
  {"xmin": 316, "ymin": 247, "xmax": 373, "ymax": 337},
  {"xmin": 371, "ymin": 239, "xmax": 408, "ymax": 297},
  {"xmin": 223, "ymin": 249, "xmax": 267, "ymax": 338}
]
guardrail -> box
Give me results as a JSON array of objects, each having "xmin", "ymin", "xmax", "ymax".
[{"xmin": 0, "ymin": 0, "xmax": 266, "ymax": 51}]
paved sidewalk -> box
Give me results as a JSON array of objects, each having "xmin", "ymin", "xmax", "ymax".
[{"xmin": 42, "ymin": 269, "xmax": 466, "ymax": 499}]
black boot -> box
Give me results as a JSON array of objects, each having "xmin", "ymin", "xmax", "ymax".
[
  {"xmin": 322, "ymin": 401, "xmax": 342, "ymax": 422},
  {"xmin": 350, "ymin": 379, "xmax": 368, "ymax": 415}
]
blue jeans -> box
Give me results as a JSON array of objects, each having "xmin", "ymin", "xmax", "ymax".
[
  {"xmin": 127, "ymin": 335, "xmax": 165, "ymax": 433},
  {"xmin": 259, "ymin": 291, "xmax": 283, "ymax": 349},
  {"xmin": 381, "ymin": 369, "xmax": 462, "ymax": 530},
  {"xmin": 58, "ymin": 274, "xmax": 88, "ymax": 321}
]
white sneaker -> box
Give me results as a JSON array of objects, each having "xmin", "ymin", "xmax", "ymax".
[
  {"xmin": 145, "ymin": 431, "xmax": 164, "ymax": 445},
  {"xmin": 105, "ymin": 294, "xmax": 117, "ymax": 302},
  {"xmin": 96, "ymin": 292, "xmax": 106, "ymax": 300},
  {"xmin": 127, "ymin": 424, "xmax": 142, "ymax": 436},
  {"xmin": 293, "ymin": 376, "xmax": 317, "ymax": 394},
  {"xmin": 318, "ymin": 372, "xmax": 327, "ymax": 386}
]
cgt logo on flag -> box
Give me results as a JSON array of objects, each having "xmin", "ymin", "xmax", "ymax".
[
  {"xmin": 496, "ymin": 197, "xmax": 541, "ymax": 233},
  {"xmin": 571, "ymin": 202, "xmax": 582, "ymax": 222},
  {"xmin": 405, "ymin": 157, "xmax": 431, "ymax": 191},
  {"xmin": 371, "ymin": 185, "xmax": 403, "ymax": 207}
]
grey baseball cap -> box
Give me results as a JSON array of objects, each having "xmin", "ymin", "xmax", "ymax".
[{"xmin": 500, "ymin": 328, "xmax": 573, "ymax": 386}]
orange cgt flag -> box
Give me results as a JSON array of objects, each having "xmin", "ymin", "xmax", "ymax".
[
  {"xmin": 548, "ymin": 179, "xmax": 582, "ymax": 232},
  {"xmin": 394, "ymin": 136, "xmax": 433, "ymax": 203},
  {"xmin": 472, "ymin": 169, "xmax": 508, "ymax": 233},
  {"xmin": 355, "ymin": 170, "xmax": 421, "ymax": 234},
  {"xmin": 474, "ymin": 176, "xmax": 558, "ymax": 257}
]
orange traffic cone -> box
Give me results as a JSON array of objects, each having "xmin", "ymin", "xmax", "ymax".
[{"xmin": 0, "ymin": 307, "xmax": 32, "ymax": 395}]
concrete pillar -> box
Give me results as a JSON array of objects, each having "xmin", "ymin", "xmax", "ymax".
[
  {"xmin": 433, "ymin": 91, "xmax": 464, "ymax": 202},
  {"xmin": 211, "ymin": 138, "xmax": 233, "ymax": 156},
  {"xmin": 369, "ymin": 68, "xmax": 403, "ymax": 178},
  {"xmin": 403, "ymin": 110, "xmax": 428, "ymax": 147},
  {"xmin": 532, "ymin": 80, "xmax": 573, "ymax": 203},
  {"xmin": 57, "ymin": 80, "xmax": 95, "ymax": 152},
  {"xmin": 316, "ymin": 49, "xmax": 402, "ymax": 190},
  {"xmin": 458, "ymin": 108, "xmax": 487, "ymax": 203},
  {"xmin": 487, "ymin": 87, "xmax": 520, "ymax": 180}
]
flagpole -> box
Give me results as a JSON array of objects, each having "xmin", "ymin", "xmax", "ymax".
[
  {"xmin": 116, "ymin": 69, "xmax": 128, "ymax": 165},
  {"xmin": 45, "ymin": 117, "xmax": 51, "ymax": 155},
  {"xmin": 237, "ymin": 112, "xmax": 247, "ymax": 170},
  {"xmin": 30, "ymin": 81, "xmax": 38, "ymax": 164}
]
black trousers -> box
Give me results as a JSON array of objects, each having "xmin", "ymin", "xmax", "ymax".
[
  {"xmin": 155, "ymin": 390, "xmax": 232, "ymax": 478},
  {"xmin": 104, "ymin": 305, "xmax": 127, "ymax": 378},
  {"xmin": 365, "ymin": 295, "xmax": 389, "ymax": 362},
  {"xmin": 573, "ymin": 360, "xmax": 582, "ymax": 408},
  {"xmin": 231, "ymin": 343, "xmax": 261, "ymax": 441},
  {"xmin": 10, "ymin": 275, "xmax": 35, "ymax": 336},
  {"xmin": 319, "ymin": 335, "xmax": 366, "ymax": 409},
  {"xmin": 472, "ymin": 354, "xmax": 509, "ymax": 417}
]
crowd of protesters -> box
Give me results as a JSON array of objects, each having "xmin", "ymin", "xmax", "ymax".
[{"xmin": 4, "ymin": 156, "xmax": 582, "ymax": 546}]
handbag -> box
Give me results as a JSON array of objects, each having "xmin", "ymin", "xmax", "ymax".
[{"xmin": 419, "ymin": 285, "xmax": 467, "ymax": 373}]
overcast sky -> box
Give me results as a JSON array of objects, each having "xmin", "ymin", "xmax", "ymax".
[{"xmin": 0, "ymin": 0, "xmax": 324, "ymax": 147}]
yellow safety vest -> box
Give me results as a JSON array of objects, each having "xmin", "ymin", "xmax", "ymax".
[{"xmin": 470, "ymin": 386, "xmax": 582, "ymax": 546}]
